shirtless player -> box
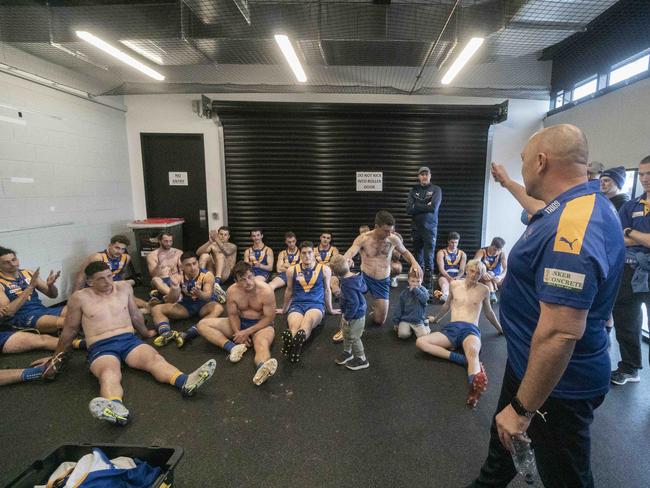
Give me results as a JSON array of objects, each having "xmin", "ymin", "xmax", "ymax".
[
  {"xmin": 197, "ymin": 227, "xmax": 237, "ymax": 290},
  {"xmin": 342, "ymin": 211, "xmax": 422, "ymax": 328},
  {"xmin": 147, "ymin": 232, "xmax": 183, "ymax": 302},
  {"xmin": 72, "ymin": 235, "xmax": 149, "ymax": 311},
  {"xmin": 416, "ymin": 259, "xmax": 503, "ymax": 408},
  {"xmin": 44, "ymin": 261, "xmax": 216, "ymax": 425},
  {"xmin": 197, "ymin": 261, "xmax": 278, "ymax": 386}
]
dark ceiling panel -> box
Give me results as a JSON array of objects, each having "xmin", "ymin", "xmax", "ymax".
[{"xmin": 321, "ymin": 40, "xmax": 433, "ymax": 67}]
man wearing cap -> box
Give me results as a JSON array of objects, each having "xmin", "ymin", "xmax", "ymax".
[
  {"xmin": 600, "ymin": 166, "xmax": 630, "ymax": 211},
  {"xmin": 587, "ymin": 161, "xmax": 605, "ymax": 180},
  {"xmin": 406, "ymin": 166, "xmax": 442, "ymax": 292}
]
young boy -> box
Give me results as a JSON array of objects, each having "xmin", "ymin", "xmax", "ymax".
[
  {"xmin": 416, "ymin": 259, "xmax": 503, "ymax": 408},
  {"xmin": 329, "ymin": 254, "xmax": 369, "ymax": 370},
  {"xmin": 392, "ymin": 269, "xmax": 430, "ymax": 340}
]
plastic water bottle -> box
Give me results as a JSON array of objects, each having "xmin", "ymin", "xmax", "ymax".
[{"xmin": 511, "ymin": 435, "xmax": 539, "ymax": 485}]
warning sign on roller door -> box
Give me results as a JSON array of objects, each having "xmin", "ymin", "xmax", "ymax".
[{"xmin": 356, "ymin": 171, "xmax": 383, "ymax": 192}]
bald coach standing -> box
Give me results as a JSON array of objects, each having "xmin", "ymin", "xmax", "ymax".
[{"xmin": 470, "ymin": 125, "xmax": 624, "ymax": 487}]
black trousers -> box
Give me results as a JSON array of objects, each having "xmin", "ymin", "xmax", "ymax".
[
  {"xmin": 470, "ymin": 365, "xmax": 604, "ymax": 488},
  {"xmin": 412, "ymin": 224, "xmax": 436, "ymax": 272},
  {"xmin": 612, "ymin": 264, "xmax": 650, "ymax": 373}
]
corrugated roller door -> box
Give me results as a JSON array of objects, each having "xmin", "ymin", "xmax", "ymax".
[{"xmin": 213, "ymin": 101, "xmax": 507, "ymax": 261}]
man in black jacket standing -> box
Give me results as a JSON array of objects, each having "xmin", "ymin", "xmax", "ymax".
[{"xmin": 406, "ymin": 166, "xmax": 442, "ymax": 292}]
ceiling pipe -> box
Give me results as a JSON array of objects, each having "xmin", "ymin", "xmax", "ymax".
[{"xmin": 408, "ymin": 0, "xmax": 461, "ymax": 95}]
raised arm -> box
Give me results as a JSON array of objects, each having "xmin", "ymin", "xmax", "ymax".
[
  {"xmin": 0, "ymin": 268, "xmax": 40, "ymax": 318},
  {"xmin": 33, "ymin": 269, "xmax": 60, "ymax": 299},
  {"xmin": 196, "ymin": 239, "xmax": 214, "ymax": 257},
  {"xmin": 491, "ymin": 163, "xmax": 545, "ymax": 215}
]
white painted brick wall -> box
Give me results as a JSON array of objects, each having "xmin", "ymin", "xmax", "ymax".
[{"xmin": 0, "ymin": 73, "xmax": 133, "ymax": 304}]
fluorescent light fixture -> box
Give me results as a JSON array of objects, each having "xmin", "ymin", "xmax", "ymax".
[
  {"xmin": 274, "ymin": 34, "xmax": 307, "ymax": 83},
  {"xmin": 0, "ymin": 115, "xmax": 27, "ymax": 126},
  {"xmin": 120, "ymin": 40, "xmax": 165, "ymax": 66},
  {"xmin": 441, "ymin": 37, "xmax": 484, "ymax": 85},
  {"xmin": 76, "ymin": 31, "xmax": 165, "ymax": 81}
]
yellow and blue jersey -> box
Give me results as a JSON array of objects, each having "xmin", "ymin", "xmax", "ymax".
[
  {"xmin": 314, "ymin": 245, "xmax": 338, "ymax": 265},
  {"xmin": 279, "ymin": 249, "xmax": 300, "ymax": 268},
  {"xmin": 180, "ymin": 269, "xmax": 210, "ymax": 302},
  {"xmin": 292, "ymin": 263, "xmax": 325, "ymax": 304},
  {"xmin": 443, "ymin": 249, "xmax": 465, "ymax": 277},
  {"xmin": 99, "ymin": 251, "xmax": 128, "ymax": 281},
  {"xmin": 0, "ymin": 269, "xmax": 43, "ymax": 313},
  {"xmin": 248, "ymin": 246, "xmax": 271, "ymax": 279},
  {"xmin": 618, "ymin": 194, "xmax": 650, "ymax": 254},
  {"xmin": 480, "ymin": 248, "xmax": 503, "ymax": 276},
  {"xmin": 501, "ymin": 180, "xmax": 624, "ymax": 400}
]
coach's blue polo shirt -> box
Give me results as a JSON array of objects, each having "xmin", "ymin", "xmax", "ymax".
[
  {"xmin": 618, "ymin": 194, "xmax": 650, "ymax": 254},
  {"xmin": 501, "ymin": 180, "xmax": 624, "ymax": 400}
]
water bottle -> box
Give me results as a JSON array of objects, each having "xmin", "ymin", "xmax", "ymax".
[{"xmin": 511, "ymin": 435, "xmax": 539, "ymax": 485}]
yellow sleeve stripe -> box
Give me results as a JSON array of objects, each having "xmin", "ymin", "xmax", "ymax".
[{"xmin": 553, "ymin": 194, "xmax": 596, "ymax": 255}]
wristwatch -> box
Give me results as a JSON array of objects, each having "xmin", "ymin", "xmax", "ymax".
[
  {"xmin": 510, "ymin": 396, "xmax": 536, "ymax": 419},
  {"xmin": 624, "ymin": 228, "xmax": 633, "ymax": 237}
]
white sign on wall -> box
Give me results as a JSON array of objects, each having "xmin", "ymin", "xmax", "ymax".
[
  {"xmin": 169, "ymin": 171, "xmax": 188, "ymax": 186},
  {"xmin": 356, "ymin": 171, "xmax": 383, "ymax": 192}
]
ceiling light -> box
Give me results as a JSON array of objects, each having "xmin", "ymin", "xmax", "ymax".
[
  {"xmin": 441, "ymin": 37, "xmax": 484, "ymax": 85},
  {"xmin": 274, "ymin": 34, "xmax": 307, "ymax": 83},
  {"xmin": 76, "ymin": 31, "xmax": 165, "ymax": 81},
  {"xmin": 120, "ymin": 40, "xmax": 165, "ymax": 66}
]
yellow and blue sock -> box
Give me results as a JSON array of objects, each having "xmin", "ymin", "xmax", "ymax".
[
  {"xmin": 223, "ymin": 340, "xmax": 236, "ymax": 353},
  {"xmin": 157, "ymin": 322, "xmax": 171, "ymax": 334},
  {"xmin": 169, "ymin": 371, "xmax": 188, "ymax": 389}
]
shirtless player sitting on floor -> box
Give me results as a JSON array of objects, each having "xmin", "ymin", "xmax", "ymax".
[
  {"xmin": 44, "ymin": 261, "xmax": 216, "ymax": 425},
  {"xmin": 197, "ymin": 261, "xmax": 278, "ymax": 386},
  {"xmin": 416, "ymin": 259, "xmax": 503, "ymax": 408}
]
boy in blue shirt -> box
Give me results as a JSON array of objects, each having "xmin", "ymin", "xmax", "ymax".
[
  {"xmin": 329, "ymin": 255, "xmax": 369, "ymax": 370},
  {"xmin": 392, "ymin": 269, "xmax": 431, "ymax": 339}
]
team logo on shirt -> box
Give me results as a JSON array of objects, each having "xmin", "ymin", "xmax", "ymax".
[
  {"xmin": 543, "ymin": 268, "xmax": 585, "ymax": 291},
  {"xmin": 559, "ymin": 237, "xmax": 578, "ymax": 250}
]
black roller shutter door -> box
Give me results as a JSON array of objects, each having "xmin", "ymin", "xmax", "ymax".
[{"xmin": 213, "ymin": 101, "xmax": 507, "ymax": 263}]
